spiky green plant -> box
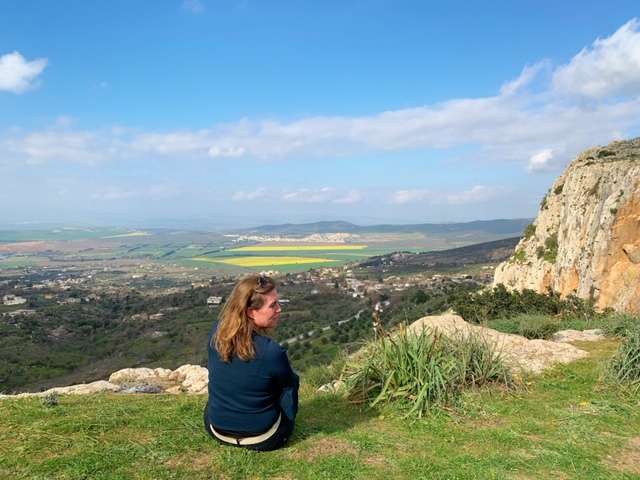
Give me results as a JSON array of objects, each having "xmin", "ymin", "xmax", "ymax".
[
  {"xmin": 605, "ymin": 322, "xmax": 640, "ymax": 395},
  {"xmin": 340, "ymin": 324, "xmax": 514, "ymax": 418}
]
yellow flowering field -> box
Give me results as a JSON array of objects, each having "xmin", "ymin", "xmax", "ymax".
[
  {"xmin": 192, "ymin": 256, "xmax": 338, "ymax": 267},
  {"xmin": 228, "ymin": 245, "xmax": 367, "ymax": 252}
]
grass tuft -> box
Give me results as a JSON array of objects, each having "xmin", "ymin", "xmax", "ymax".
[
  {"xmin": 339, "ymin": 323, "xmax": 515, "ymax": 418},
  {"xmin": 605, "ymin": 322, "xmax": 640, "ymax": 395}
]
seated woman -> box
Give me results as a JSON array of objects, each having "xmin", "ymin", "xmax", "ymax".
[{"xmin": 204, "ymin": 275, "xmax": 299, "ymax": 451}]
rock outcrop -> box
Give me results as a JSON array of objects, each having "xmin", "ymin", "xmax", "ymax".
[
  {"xmin": 407, "ymin": 314, "xmax": 600, "ymax": 374},
  {"xmin": 493, "ymin": 137, "xmax": 640, "ymax": 314},
  {"xmin": 0, "ymin": 364, "xmax": 208, "ymax": 399}
]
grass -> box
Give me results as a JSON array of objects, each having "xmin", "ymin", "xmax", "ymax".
[{"xmin": 2, "ymin": 340, "xmax": 640, "ymax": 479}]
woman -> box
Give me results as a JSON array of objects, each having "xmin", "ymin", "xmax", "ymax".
[{"xmin": 204, "ymin": 275, "xmax": 299, "ymax": 451}]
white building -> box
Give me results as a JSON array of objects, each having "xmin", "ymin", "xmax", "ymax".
[{"xmin": 3, "ymin": 295, "xmax": 27, "ymax": 306}]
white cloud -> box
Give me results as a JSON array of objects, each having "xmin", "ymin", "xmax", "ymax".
[
  {"xmin": 3, "ymin": 20, "xmax": 640, "ymax": 179},
  {"xmin": 232, "ymin": 188, "xmax": 268, "ymax": 201},
  {"xmin": 526, "ymin": 149, "xmax": 555, "ymax": 173},
  {"xmin": 208, "ymin": 145, "xmax": 245, "ymax": 158},
  {"xmin": 553, "ymin": 18, "xmax": 640, "ymax": 99},
  {"xmin": 499, "ymin": 62, "xmax": 548, "ymax": 97},
  {"xmin": 445, "ymin": 185, "xmax": 503, "ymax": 204},
  {"xmin": 4, "ymin": 130, "xmax": 112, "ymax": 165},
  {"xmin": 90, "ymin": 187, "xmax": 138, "ymax": 201},
  {"xmin": 393, "ymin": 186, "xmax": 503, "ymax": 205},
  {"xmin": 282, "ymin": 188, "xmax": 335, "ymax": 203},
  {"xmin": 333, "ymin": 190, "xmax": 363, "ymax": 204},
  {"xmin": 393, "ymin": 189, "xmax": 434, "ymax": 204},
  {"xmin": 230, "ymin": 187, "xmax": 360, "ymax": 204},
  {"xmin": 182, "ymin": 0, "xmax": 204, "ymax": 13},
  {"xmin": 0, "ymin": 51, "xmax": 48, "ymax": 94}
]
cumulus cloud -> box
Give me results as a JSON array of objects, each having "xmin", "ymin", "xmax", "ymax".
[
  {"xmin": 3, "ymin": 19, "xmax": 640, "ymax": 179},
  {"xmin": 553, "ymin": 18, "xmax": 640, "ymax": 99},
  {"xmin": 0, "ymin": 51, "xmax": 48, "ymax": 94},
  {"xmin": 526, "ymin": 149, "xmax": 555, "ymax": 173},
  {"xmin": 4, "ymin": 130, "xmax": 112, "ymax": 165}
]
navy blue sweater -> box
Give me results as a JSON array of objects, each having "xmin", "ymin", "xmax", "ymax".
[{"xmin": 206, "ymin": 321, "xmax": 299, "ymax": 434}]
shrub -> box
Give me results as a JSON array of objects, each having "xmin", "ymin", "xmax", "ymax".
[
  {"xmin": 452, "ymin": 284, "xmax": 601, "ymax": 325},
  {"xmin": 541, "ymin": 232, "xmax": 559, "ymax": 263},
  {"xmin": 524, "ymin": 223, "xmax": 536, "ymax": 239},
  {"xmin": 42, "ymin": 392, "xmax": 59, "ymax": 407},
  {"xmin": 516, "ymin": 314, "xmax": 562, "ymax": 340},
  {"xmin": 597, "ymin": 149, "xmax": 616, "ymax": 158},
  {"xmin": 340, "ymin": 324, "xmax": 514, "ymax": 418}
]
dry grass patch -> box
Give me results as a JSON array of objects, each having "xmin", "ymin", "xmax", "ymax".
[
  {"xmin": 290, "ymin": 437, "xmax": 358, "ymax": 462},
  {"xmin": 163, "ymin": 452, "xmax": 215, "ymax": 472},
  {"xmin": 603, "ymin": 436, "xmax": 640, "ymax": 475}
]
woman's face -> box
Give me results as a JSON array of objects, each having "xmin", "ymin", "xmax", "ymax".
[{"xmin": 246, "ymin": 289, "xmax": 282, "ymax": 329}]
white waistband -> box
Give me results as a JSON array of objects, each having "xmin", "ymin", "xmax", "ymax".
[{"xmin": 210, "ymin": 413, "xmax": 282, "ymax": 446}]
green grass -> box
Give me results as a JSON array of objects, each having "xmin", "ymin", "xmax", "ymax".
[{"xmin": 2, "ymin": 341, "xmax": 639, "ymax": 479}]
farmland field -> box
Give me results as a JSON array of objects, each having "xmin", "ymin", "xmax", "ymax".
[
  {"xmin": 0, "ymin": 222, "xmax": 523, "ymax": 279},
  {"xmin": 188, "ymin": 243, "xmax": 414, "ymax": 269},
  {"xmin": 193, "ymin": 255, "xmax": 340, "ymax": 267}
]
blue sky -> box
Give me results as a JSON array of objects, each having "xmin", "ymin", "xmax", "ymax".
[{"xmin": 1, "ymin": 1, "xmax": 639, "ymax": 229}]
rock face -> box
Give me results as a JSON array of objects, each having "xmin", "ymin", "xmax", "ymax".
[{"xmin": 493, "ymin": 137, "xmax": 640, "ymax": 314}]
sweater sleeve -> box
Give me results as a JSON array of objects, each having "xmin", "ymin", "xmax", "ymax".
[{"xmin": 270, "ymin": 344, "xmax": 300, "ymax": 421}]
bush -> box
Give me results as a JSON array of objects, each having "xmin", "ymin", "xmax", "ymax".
[
  {"xmin": 516, "ymin": 314, "xmax": 562, "ymax": 340},
  {"xmin": 524, "ymin": 223, "xmax": 536, "ymax": 239},
  {"xmin": 605, "ymin": 322, "xmax": 640, "ymax": 395},
  {"xmin": 339, "ymin": 324, "xmax": 514, "ymax": 418},
  {"xmin": 452, "ymin": 284, "xmax": 601, "ymax": 325}
]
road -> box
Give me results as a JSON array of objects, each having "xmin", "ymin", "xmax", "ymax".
[{"xmin": 284, "ymin": 309, "xmax": 365, "ymax": 345}]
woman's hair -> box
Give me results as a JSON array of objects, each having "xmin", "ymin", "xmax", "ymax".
[{"xmin": 212, "ymin": 274, "xmax": 277, "ymax": 363}]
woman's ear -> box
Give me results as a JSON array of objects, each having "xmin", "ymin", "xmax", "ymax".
[{"xmin": 245, "ymin": 307, "xmax": 254, "ymax": 320}]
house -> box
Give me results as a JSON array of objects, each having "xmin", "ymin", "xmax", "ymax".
[
  {"xmin": 3, "ymin": 295, "xmax": 27, "ymax": 306},
  {"xmin": 207, "ymin": 296, "xmax": 223, "ymax": 308}
]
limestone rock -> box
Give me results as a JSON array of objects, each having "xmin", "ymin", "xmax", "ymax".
[
  {"xmin": 494, "ymin": 137, "xmax": 640, "ymax": 314},
  {"xmin": 109, "ymin": 367, "xmax": 172, "ymax": 383},
  {"xmin": 407, "ymin": 314, "xmax": 589, "ymax": 374},
  {"xmin": 552, "ymin": 329, "xmax": 605, "ymax": 343},
  {"xmin": 170, "ymin": 364, "xmax": 208, "ymax": 394},
  {"xmin": 0, "ymin": 380, "xmax": 120, "ymax": 399}
]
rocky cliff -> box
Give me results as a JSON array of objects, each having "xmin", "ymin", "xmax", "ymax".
[{"xmin": 493, "ymin": 137, "xmax": 640, "ymax": 314}]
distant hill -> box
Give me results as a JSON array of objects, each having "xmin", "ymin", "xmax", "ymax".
[
  {"xmin": 355, "ymin": 236, "xmax": 521, "ymax": 274},
  {"xmin": 233, "ymin": 219, "xmax": 533, "ymax": 237}
]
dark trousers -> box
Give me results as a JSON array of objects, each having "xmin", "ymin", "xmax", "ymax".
[{"xmin": 203, "ymin": 402, "xmax": 294, "ymax": 452}]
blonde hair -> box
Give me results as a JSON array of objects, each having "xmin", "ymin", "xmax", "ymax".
[{"xmin": 212, "ymin": 275, "xmax": 277, "ymax": 362}]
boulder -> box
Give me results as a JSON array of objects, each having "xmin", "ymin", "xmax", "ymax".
[{"xmin": 408, "ymin": 314, "xmax": 590, "ymax": 374}]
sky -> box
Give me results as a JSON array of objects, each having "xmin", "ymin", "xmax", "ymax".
[{"xmin": 1, "ymin": 1, "xmax": 640, "ymax": 230}]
